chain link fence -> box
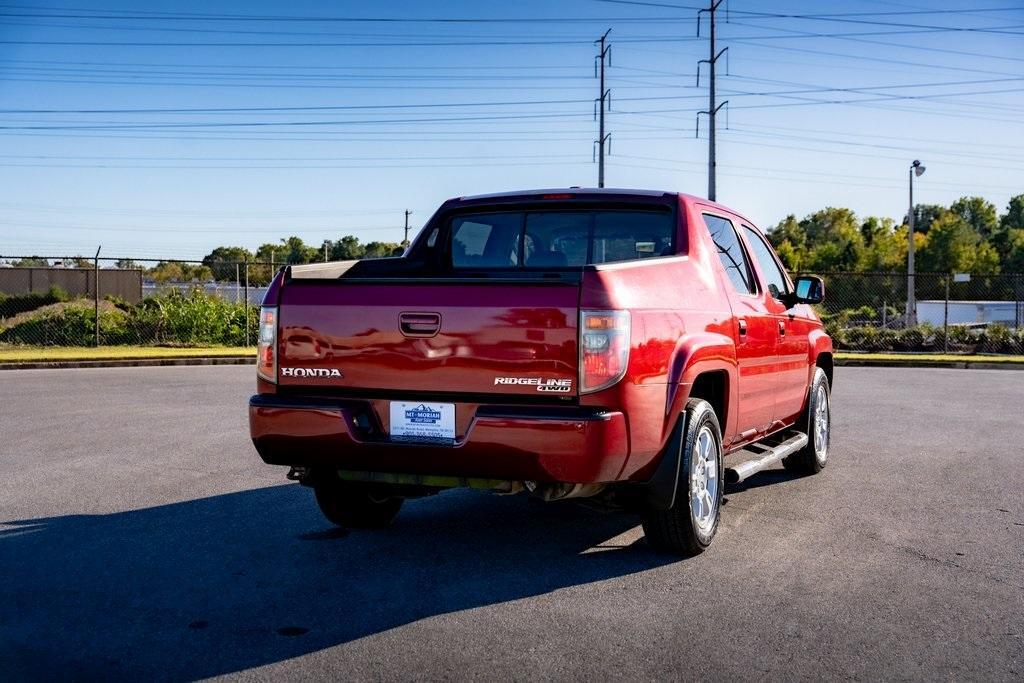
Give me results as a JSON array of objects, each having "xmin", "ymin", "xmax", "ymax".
[
  {"xmin": 0, "ymin": 256, "xmax": 276, "ymax": 348},
  {"xmin": 2, "ymin": 255, "xmax": 1023, "ymax": 354},
  {"xmin": 811, "ymin": 271, "xmax": 1024, "ymax": 354}
]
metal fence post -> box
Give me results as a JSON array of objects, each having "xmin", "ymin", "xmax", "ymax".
[
  {"xmin": 235, "ymin": 263, "xmax": 240, "ymax": 304},
  {"xmin": 943, "ymin": 275, "xmax": 950, "ymax": 353},
  {"xmin": 244, "ymin": 259, "xmax": 250, "ymax": 347},
  {"xmin": 94, "ymin": 246, "xmax": 101, "ymax": 346},
  {"xmin": 1016, "ymin": 273, "xmax": 1022, "ymax": 330}
]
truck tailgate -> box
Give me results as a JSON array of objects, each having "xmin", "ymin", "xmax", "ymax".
[{"xmin": 277, "ymin": 281, "xmax": 579, "ymax": 397}]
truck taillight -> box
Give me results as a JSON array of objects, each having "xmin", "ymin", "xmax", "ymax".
[
  {"xmin": 257, "ymin": 306, "xmax": 277, "ymax": 383},
  {"xmin": 579, "ymin": 310, "xmax": 630, "ymax": 394}
]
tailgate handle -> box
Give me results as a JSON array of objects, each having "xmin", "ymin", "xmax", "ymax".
[{"xmin": 399, "ymin": 312, "xmax": 441, "ymax": 337}]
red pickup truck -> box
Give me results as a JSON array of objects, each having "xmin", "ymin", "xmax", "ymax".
[{"xmin": 249, "ymin": 188, "xmax": 833, "ymax": 555}]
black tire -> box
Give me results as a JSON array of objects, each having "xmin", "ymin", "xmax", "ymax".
[
  {"xmin": 782, "ymin": 367, "xmax": 831, "ymax": 475},
  {"xmin": 313, "ymin": 474, "xmax": 403, "ymax": 529},
  {"xmin": 641, "ymin": 398, "xmax": 724, "ymax": 556}
]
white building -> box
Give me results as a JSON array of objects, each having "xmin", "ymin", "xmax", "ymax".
[{"xmin": 917, "ymin": 300, "xmax": 1023, "ymax": 327}]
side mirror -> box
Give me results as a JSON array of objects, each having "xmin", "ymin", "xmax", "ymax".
[{"xmin": 792, "ymin": 275, "xmax": 825, "ymax": 305}]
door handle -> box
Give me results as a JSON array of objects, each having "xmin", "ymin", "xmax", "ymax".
[
  {"xmin": 738, "ymin": 318, "xmax": 748, "ymax": 337},
  {"xmin": 778, "ymin": 320, "xmax": 786, "ymax": 337},
  {"xmin": 399, "ymin": 312, "xmax": 441, "ymax": 338}
]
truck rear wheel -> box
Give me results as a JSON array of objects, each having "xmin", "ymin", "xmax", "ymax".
[
  {"xmin": 312, "ymin": 475, "xmax": 403, "ymax": 529},
  {"xmin": 641, "ymin": 399, "xmax": 723, "ymax": 556},
  {"xmin": 783, "ymin": 367, "xmax": 830, "ymax": 475}
]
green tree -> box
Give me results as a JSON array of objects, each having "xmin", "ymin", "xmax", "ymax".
[
  {"xmin": 994, "ymin": 195, "xmax": 1024, "ymax": 267},
  {"xmin": 329, "ymin": 235, "xmax": 365, "ymax": 261},
  {"xmin": 202, "ymin": 246, "xmax": 253, "ymax": 281},
  {"xmin": 11, "ymin": 256, "xmax": 49, "ymax": 267},
  {"xmin": 147, "ymin": 261, "xmax": 213, "ymax": 283},
  {"xmin": 1001, "ymin": 229, "xmax": 1024, "ymax": 272},
  {"xmin": 66, "ymin": 256, "xmax": 94, "ymax": 268},
  {"xmin": 859, "ymin": 217, "xmax": 907, "ymax": 271},
  {"xmin": 800, "ymin": 207, "xmax": 864, "ymax": 271},
  {"xmin": 973, "ymin": 242, "xmax": 1001, "ymax": 274},
  {"xmin": 910, "ymin": 204, "xmax": 946, "ymax": 234},
  {"xmin": 766, "ymin": 214, "xmax": 807, "ymax": 270},
  {"xmin": 999, "ymin": 194, "xmax": 1024, "ymax": 231},
  {"xmin": 917, "ymin": 212, "xmax": 998, "ymax": 274},
  {"xmin": 950, "ymin": 196, "xmax": 999, "ymax": 240},
  {"xmin": 363, "ymin": 241, "xmax": 402, "ymax": 259},
  {"xmin": 114, "ymin": 258, "xmax": 140, "ymax": 269},
  {"xmin": 279, "ymin": 236, "xmax": 318, "ymax": 265}
]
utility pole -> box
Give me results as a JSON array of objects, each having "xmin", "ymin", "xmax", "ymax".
[
  {"xmin": 403, "ymin": 210, "xmax": 412, "ymax": 246},
  {"xmin": 594, "ymin": 29, "xmax": 612, "ymax": 188},
  {"xmin": 323, "ymin": 240, "xmax": 330, "ymax": 262},
  {"xmin": 906, "ymin": 159, "xmax": 926, "ymax": 326},
  {"xmin": 697, "ymin": 0, "xmax": 728, "ymax": 201}
]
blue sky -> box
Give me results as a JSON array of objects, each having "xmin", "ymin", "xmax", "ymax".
[{"xmin": 0, "ymin": 0, "xmax": 1021, "ymax": 260}]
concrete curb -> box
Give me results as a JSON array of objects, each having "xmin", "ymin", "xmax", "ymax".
[
  {"xmin": 1, "ymin": 356, "xmax": 1021, "ymax": 371},
  {"xmin": 0, "ymin": 356, "xmax": 254, "ymax": 370},
  {"xmin": 835, "ymin": 358, "xmax": 1024, "ymax": 370}
]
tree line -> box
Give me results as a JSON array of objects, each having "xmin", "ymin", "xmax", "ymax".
[
  {"xmin": 7, "ymin": 193, "xmax": 1023, "ymax": 283},
  {"xmin": 767, "ymin": 194, "xmax": 1024, "ymax": 274},
  {"xmin": 5, "ymin": 235, "xmax": 404, "ymax": 285}
]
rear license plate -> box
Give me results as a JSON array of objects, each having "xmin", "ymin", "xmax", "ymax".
[{"xmin": 389, "ymin": 401, "xmax": 455, "ymax": 441}]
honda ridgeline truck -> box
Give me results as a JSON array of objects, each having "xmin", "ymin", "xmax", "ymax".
[{"xmin": 249, "ymin": 189, "xmax": 833, "ymax": 555}]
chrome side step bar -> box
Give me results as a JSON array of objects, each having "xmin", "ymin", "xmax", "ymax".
[{"xmin": 725, "ymin": 432, "xmax": 809, "ymax": 484}]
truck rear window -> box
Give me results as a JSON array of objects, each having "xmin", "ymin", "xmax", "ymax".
[{"xmin": 450, "ymin": 210, "xmax": 674, "ymax": 269}]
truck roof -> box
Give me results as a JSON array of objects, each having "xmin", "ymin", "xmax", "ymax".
[
  {"xmin": 443, "ymin": 187, "xmax": 757, "ymax": 228},
  {"xmin": 456, "ymin": 187, "xmax": 674, "ymax": 202}
]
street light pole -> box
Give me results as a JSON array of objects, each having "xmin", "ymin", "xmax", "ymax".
[{"xmin": 906, "ymin": 160, "xmax": 925, "ymax": 327}]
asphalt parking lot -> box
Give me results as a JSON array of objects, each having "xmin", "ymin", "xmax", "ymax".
[{"xmin": 1, "ymin": 365, "xmax": 1021, "ymax": 680}]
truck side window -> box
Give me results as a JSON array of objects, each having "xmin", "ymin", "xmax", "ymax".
[
  {"xmin": 702, "ymin": 214, "xmax": 755, "ymax": 295},
  {"xmin": 742, "ymin": 225, "xmax": 790, "ymax": 300}
]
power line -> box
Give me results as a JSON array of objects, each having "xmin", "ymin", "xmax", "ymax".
[
  {"xmin": 724, "ymin": 39, "xmax": 1024, "ymax": 78},
  {"xmin": 594, "ymin": 0, "xmax": 1024, "ymax": 24},
  {"xmin": 0, "ymin": 219, "xmax": 421, "ymax": 234},
  {"xmin": 5, "ymin": 82, "xmax": 1017, "ymax": 131},
  {"xmin": 725, "ymin": 19, "xmax": 1024, "ymax": 64},
  {"xmin": 0, "ymin": 8, "xmax": 700, "ymax": 23}
]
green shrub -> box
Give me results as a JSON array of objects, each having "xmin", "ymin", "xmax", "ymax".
[
  {"xmin": 833, "ymin": 326, "xmax": 894, "ymax": 352},
  {"xmin": 0, "ymin": 290, "xmax": 258, "ymax": 347},
  {"xmin": 140, "ymin": 289, "xmax": 256, "ymax": 346},
  {"xmin": 894, "ymin": 326, "xmax": 926, "ymax": 351},
  {"xmin": 977, "ymin": 323, "xmax": 1013, "ymax": 353},
  {"xmin": 932, "ymin": 324, "xmax": 979, "ymax": 352},
  {"xmin": 0, "ymin": 303, "xmax": 118, "ymax": 346},
  {"xmin": 0, "ymin": 285, "xmax": 71, "ymax": 319}
]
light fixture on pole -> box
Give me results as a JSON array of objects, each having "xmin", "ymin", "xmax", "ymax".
[{"xmin": 906, "ymin": 159, "xmax": 926, "ymax": 326}]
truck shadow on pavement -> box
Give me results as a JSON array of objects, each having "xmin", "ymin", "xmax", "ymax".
[{"xmin": 0, "ymin": 484, "xmax": 677, "ymax": 680}]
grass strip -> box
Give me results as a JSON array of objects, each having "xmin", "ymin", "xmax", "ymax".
[
  {"xmin": 0, "ymin": 346, "xmax": 256, "ymax": 363},
  {"xmin": 835, "ymin": 352, "xmax": 1024, "ymax": 364}
]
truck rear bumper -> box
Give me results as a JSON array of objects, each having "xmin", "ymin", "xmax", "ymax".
[{"xmin": 249, "ymin": 394, "xmax": 629, "ymax": 483}]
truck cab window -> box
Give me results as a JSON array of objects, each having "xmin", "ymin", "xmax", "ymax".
[
  {"xmin": 702, "ymin": 214, "xmax": 756, "ymax": 295},
  {"xmin": 451, "ymin": 214, "xmax": 522, "ymax": 268},
  {"xmin": 742, "ymin": 225, "xmax": 790, "ymax": 300},
  {"xmin": 450, "ymin": 209, "xmax": 673, "ymax": 270}
]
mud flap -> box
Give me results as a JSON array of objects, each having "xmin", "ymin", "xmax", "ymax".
[{"xmin": 639, "ymin": 412, "xmax": 685, "ymax": 511}]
